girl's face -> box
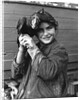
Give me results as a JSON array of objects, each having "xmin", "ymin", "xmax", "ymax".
[{"xmin": 37, "ymin": 22, "xmax": 56, "ymax": 44}]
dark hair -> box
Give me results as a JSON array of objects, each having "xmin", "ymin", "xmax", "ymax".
[{"xmin": 30, "ymin": 8, "xmax": 58, "ymax": 31}]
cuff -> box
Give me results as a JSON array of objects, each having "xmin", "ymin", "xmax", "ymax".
[{"xmin": 13, "ymin": 56, "xmax": 25, "ymax": 68}]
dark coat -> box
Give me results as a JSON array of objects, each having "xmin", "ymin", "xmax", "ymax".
[{"xmin": 11, "ymin": 39, "xmax": 68, "ymax": 99}]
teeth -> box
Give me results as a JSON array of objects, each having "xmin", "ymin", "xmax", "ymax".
[
  {"xmin": 43, "ymin": 37, "xmax": 51, "ymax": 39},
  {"xmin": 44, "ymin": 36, "xmax": 51, "ymax": 38}
]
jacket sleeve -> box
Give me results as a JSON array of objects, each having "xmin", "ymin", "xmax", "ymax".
[
  {"xmin": 32, "ymin": 45, "xmax": 68, "ymax": 80},
  {"xmin": 11, "ymin": 53, "xmax": 30, "ymax": 80}
]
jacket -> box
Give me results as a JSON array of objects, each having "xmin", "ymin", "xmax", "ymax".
[{"xmin": 11, "ymin": 39, "xmax": 68, "ymax": 98}]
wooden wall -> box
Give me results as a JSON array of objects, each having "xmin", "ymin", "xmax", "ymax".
[{"xmin": 3, "ymin": 1, "xmax": 78, "ymax": 93}]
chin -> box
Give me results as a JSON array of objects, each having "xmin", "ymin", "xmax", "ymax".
[
  {"xmin": 41, "ymin": 39, "xmax": 52, "ymax": 44},
  {"xmin": 41, "ymin": 37, "xmax": 54, "ymax": 44},
  {"xmin": 43, "ymin": 41, "xmax": 51, "ymax": 44}
]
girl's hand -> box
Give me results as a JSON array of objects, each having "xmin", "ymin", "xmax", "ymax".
[
  {"xmin": 19, "ymin": 34, "xmax": 36, "ymax": 49},
  {"xmin": 18, "ymin": 34, "xmax": 27, "ymax": 52},
  {"xmin": 19, "ymin": 34, "xmax": 40, "ymax": 60}
]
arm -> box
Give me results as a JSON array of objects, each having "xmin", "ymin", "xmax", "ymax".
[
  {"xmin": 32, "ymin": 46, "xmax": 68, "ymax": 80},
  {"xmin": 16, "ymin": 45, "xmax": 26, "ymax": 64},
  {"xmin": 11, "ymin": 45, "xmax": 30, "ymax": 80}
]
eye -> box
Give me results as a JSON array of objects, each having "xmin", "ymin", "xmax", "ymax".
[{"xmin": 47, "ymin": 25, "xmax": 53, "ymax": 30}]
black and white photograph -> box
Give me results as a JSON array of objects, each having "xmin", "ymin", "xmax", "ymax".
[{"xmin": 2, "ymin": 0, "xmax": 78, "ymax": 99}]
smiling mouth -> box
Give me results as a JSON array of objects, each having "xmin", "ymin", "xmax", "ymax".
[{"xmin": 42, "ymin": 35, "xmax": 53, "ymax": 39}]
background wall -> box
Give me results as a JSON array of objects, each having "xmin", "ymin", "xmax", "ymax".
[{"xmin": 3, "ymin": 1, "xmax": 78, "ymax": 96}]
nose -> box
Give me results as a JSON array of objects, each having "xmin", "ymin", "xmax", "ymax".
[{"xmin": 43, "ymin": 29, "xmax": 48, "ymax": 36}]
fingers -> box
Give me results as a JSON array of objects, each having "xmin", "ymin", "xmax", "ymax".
[
  {"xmin": 22, "ymin": 40, "xmax": 29, "ymax": 47},
  {"xmin": 19, "ymin": 34, "xmax": 32, "ymax": 48},
  {"xmin": 19, "ymin": 34, "xmax": 23, "ymax": 43},
  {"xmin": 19, "ymin": 34, "xmax": 31, "ymax": 42}
]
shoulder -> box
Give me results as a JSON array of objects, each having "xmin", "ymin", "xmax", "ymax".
[
  {"xmin": 51, "ymin": 39, "xmax": 65, "ymax": 50},
  {"xmin": 50, "ymin": 39, "xmax": 68, "ymax": 56},
  {"xmin": 50, "ymin": 40, "xmax": 69, "ymax": 62}
]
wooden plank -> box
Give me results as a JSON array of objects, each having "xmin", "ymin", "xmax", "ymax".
[
  {"xmin": 3, "ymin": 36, "xmax": 38, "ymax": 53},
  {"xmin": 3, "ymin": 66, "xmax": 78, "ymax": 80},
  {"xmin": 58, "ymin": 19, "xmax": 78, "ymax": 30},
  {"xmin": 6, "ymin": 28, "xmax": 77, "ymax": 39},
  {"xmin": 3, "ymin": 51, "xmax": 78, "ymax": 62},
  {"xmin": 4, "ymin": 41, "xmax": 18, "ymax": 53},
  {"xmin": 4, "ymin": 14, "xmax": 78, "ymax": 30},
  {"xmin": 4, "ymin": 27, "xmax": 78, "ymax": 52},
  {"xmin": 57, "ymin": 41, "xmax": 78, "ymax": 47},
  {"xmin": 4, "ymin": 13, "xmax": 25, "ymax": 21},
  {"xmin": 4, "ymin": 2, "xmax": 78, "ymax": 19},
  {"xmin": 68, "ymin": 54, "xmax": 78, "ymax": 63},
  {"xmin": 67, "ymin": 70, "xmax": 78, "ymax": 81},
  {"xmin": 67, "ymin": 70, "xmax": 78, "ymax": 76},
  {"xmin": 3, "ymin": 54, "xmax": 78, "ymax": 71},
  {"xmin": 4, "ymin": 53, "xmax": 16, "ymax": 60},
  {"xmin": 3, "ymin": 64, "xmax": 78, "ymax": 80},
  {"xmin": 3, "ymin": 71, "xmax": 78, "ymax": 81},
  {"xmin": 3, "ymin": 2, "xmax": 78, "ymax": 30},
  {"xmin": 4, "ymin": 13, "xmax": 28, "ymax": 22},
  {"xmin": 57, "ymin": 30, "xmax": 78, "ymax": 42},
  {"xmin": 67, "ymin": 62, "xmax": 78, "ymax": 71},
  {"xmin": 3, "ymin": 70, "xmax": 11, "ymax": 80},
  {"xmin": 4, "ymin": 13, "xmax": 78, "ymax": 23},
  {"xmin": 4, "ymin": 28, "xmax": 17, "ymax": 42},
  {"xmin": 64, "ymin": 45, "xmax": 78, "ymax": 55},
  {"xmin": 3, "ymin": 54, "xmax": 78, "ymax": 79},
  {"xmin": 4, "ymin": 28, "xmax": 78, "ymax": 42},
  {"xmin": 71, "ymin": 81, "xmax": 78, "ymax": 85},
  {"xmin": 4, "ymin": 41, "xmax": 78, "ymax": 54},
  {"xmin": 4, "ymin": 27, "xmax": 38, "ymax": 42},
  {"xmin": 3, "ymin": 60, "xmax": 13, "ymax": 71}
]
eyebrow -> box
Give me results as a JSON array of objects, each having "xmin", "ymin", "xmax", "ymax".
[
  {"xmin": 38, "ymin": 23, "xmax": 53, "ymax": 30},
  {"xmin": 47, "ymin": 25, "xmax": 53, "ymax": 28},
  {"xmin": 39, "ymin": 24, "xmax": 53, "ymax": 29}
]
